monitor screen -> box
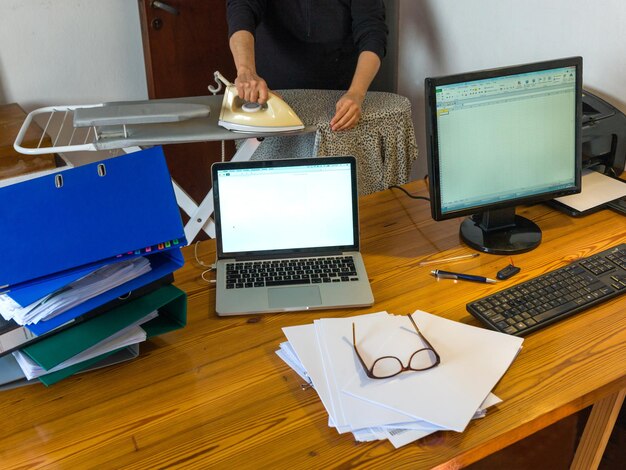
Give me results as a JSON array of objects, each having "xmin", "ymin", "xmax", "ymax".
[
  {"xmin": 214, "ymin": 161, "xmax": 355, "ymax": 254},
  {"xmin": 425, "ymin": 57, "xmax": 582, "ymax": 254},
  {"xmin": 211, "ymin": 156, "xmax": 360, "ymax": 260}
]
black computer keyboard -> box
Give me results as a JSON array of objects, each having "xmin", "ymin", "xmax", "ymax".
[{"xmin": 467, "ymin": 243, "xmax": 626, "ymax": 336}]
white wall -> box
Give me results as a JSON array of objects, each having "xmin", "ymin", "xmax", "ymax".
[
  {"xmin": 399, "ymin": 0, "xmax": 626, "ymax": 178},
  {"xmin": 0, "ymin": 0, "xmax": 147, "ymax": 111}
]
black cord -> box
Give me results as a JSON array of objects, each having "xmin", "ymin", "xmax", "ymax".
[{"xmin": 389, "ymin": 185, "xmax": 430, "ymax": 202}]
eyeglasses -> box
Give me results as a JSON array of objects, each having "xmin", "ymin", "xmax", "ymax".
[{"xmin": 352, "ymin": 314, "xmax": 441, "ymax": 379}]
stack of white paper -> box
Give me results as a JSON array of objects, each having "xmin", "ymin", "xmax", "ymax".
[
  {"xmin": 0, "ymin": 257, "xmax": 151, "ymax": 325},
  {"xmin": 276, "ymin": 310, "xmax": 523, "ymax": 448}
]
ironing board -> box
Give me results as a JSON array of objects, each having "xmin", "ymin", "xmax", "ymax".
[
  {"xmin": 13, "ymin": 95, "xmax": 316, "ymax": 242},
  {"xmin": 13, "ymin": 90, "xmax": 418, "ymax": 239}
]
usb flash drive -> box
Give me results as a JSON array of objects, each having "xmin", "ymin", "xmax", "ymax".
[{"xmin": 496, "ymin": 264, "xmax": 521, "ymax": 280}]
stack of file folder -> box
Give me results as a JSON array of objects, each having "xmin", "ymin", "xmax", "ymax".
[
  {"xmin": 277, "ymin": 310, "xmax": 523, "ymax": 447},
  {"xmin": 0, "ymin": 146, "xmax": 188, "ymax": 388}
]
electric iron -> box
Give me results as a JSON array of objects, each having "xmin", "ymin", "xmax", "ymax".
[{"xmin": 210, "ymin": 71, "xmax": 304, "ymax": 133}]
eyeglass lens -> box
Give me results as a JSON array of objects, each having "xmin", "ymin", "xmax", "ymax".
[
  {"xmin": 371, "ymin": 349, "xmax": 439, "ymax": 378},
  {"xmin": 409, "ymin": 348, "xmax": 439, "ymax": 370}
]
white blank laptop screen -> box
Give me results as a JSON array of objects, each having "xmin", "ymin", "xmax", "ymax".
[{"xmin": 216, "ymin": 163, "xmax": 355, "ymax": 254}]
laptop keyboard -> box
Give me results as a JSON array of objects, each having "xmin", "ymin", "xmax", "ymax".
[{"xmin": 225, "ymin": 256, "xmax": 359, "ymax": 289}]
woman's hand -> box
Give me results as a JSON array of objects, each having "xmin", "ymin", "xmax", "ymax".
[{"xmin": 330, "ymin": 91, "xmax": 364, "ymax": 131}]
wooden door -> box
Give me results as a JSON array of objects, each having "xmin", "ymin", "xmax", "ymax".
[{"xmin": 137, "ymin": 0, "xmax": 236, "ymax": 236}]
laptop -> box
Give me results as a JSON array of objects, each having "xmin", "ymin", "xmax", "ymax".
[{"xmin": 211, "ymin": 156, "xmax": 374, "ymax": 316}]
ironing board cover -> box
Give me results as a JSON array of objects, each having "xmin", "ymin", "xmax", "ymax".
[{"xmin": 245, "ymin": 90, "xmax": 418, "ymax": 195}]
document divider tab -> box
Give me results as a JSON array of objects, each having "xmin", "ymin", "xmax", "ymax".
[
  {"xmin": 21, "ymin": 284, "xmax": 187, "ymax": 375},
  {"xmin": 0, "ymin": 146, "xmax": 186, "ymax": 290}
]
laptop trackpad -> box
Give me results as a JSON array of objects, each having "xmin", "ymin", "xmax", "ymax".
[{"xmin": 268, "ymin": 286, "xmax": 322, "ymax": 309}]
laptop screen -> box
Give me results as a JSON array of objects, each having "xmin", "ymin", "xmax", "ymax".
[{"xmin": 212, "ymin": 157, "xmax": 359, "ymax": 258}]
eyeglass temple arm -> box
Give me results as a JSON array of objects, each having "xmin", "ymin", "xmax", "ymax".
[
  {"xmin": 407, "ymin": 314, "xmax": 440, "ymax": 357},
  {"xmin": 352, "ymin": 323, "xmax": 375, "ymax": 376}
]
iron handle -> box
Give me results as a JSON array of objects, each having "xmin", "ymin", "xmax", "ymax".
[{"xmin": 151, "ymin": 1, "xmax": 179, "ymax": 15}]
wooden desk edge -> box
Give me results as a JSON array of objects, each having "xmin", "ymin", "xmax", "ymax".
[{"xmin": 438, "ymin": 377, "xmax": 626, "ymax": 469}]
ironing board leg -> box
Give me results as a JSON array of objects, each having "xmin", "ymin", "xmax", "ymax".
[{"xmin": 177, "ymin": 137, "xmax": 263, "ymax": 242}]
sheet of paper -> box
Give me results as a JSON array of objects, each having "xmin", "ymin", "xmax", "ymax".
[
  {"xmin": 352, "ymin": 427, "xmax": 387, "ymax": 442},
  {"xmin": 385, "ymin": 427, "xmax": 435, "ymax": 448},
  {"xmin": 13, "ymin": 311, "xmax": 156, "ymax": 379},
  {"xmin": 0, "ymin": 257, "xmax": 151, "ymax": 325},
  {"xmin": 342, "ymin": 310, "xmax": 523, "ymax": 432},
  {"xmin": 279, "ymin": 314, "xmax": 506, "ymax": 447},
  {"xmin": 283, "ymin": 313, "xmax": 395, "ymax": 433},
  {"xmin": 275, "ymin": 341, "xmax": 502, "ymax": 447},
  {"xmin": 554, "ymin": 169, "xmax": 626, "ymax": 212},
  {"xmin": 275, "ymin": 342, "xmax": 309, "ymax": 383},
  {"xmin": 382, "ymin": 391, "xmax": 501, "ymax": 448},
  {"xmin": 282, "ymin": 323, "xmax": 341, "ymax": 429},
  {"xmin": 314, "ymin": 314, "xmax": 438, "ymax": 431}
]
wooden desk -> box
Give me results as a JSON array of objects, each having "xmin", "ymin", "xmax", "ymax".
[{"xmin": 1, "ymin": 180, "xmax": 625, "ymax": 469}]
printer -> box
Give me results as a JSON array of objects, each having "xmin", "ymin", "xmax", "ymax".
[
  {"xmin": 550, "ymin": 90, "xmax": 626, "ymax": 216},
  {"xmin": 582, "ymin": 89, "xmax": 626, "ymax": 176}
]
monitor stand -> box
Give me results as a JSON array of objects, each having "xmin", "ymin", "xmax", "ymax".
[{"xmin": 460, "ymin": 207, "xmax": 541, "ymax": 255}]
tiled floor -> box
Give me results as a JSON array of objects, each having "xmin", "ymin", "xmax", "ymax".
[{"xmin": 467, "ymin": 404, "xmax": 625, "ymax": 470}]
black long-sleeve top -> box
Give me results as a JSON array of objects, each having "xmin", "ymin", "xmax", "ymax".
[{"xmin": 226, "ymin": 0, "xmax": 387, "ymax": 90}]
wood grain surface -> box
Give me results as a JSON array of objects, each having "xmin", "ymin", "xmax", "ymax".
[
  {"xmin": 0, "ymin": 103, "xmax": 57, "ymax": 180},
  {"xmin": 1, "ymin": 179, "xmax": 625, "ymax": 469}
]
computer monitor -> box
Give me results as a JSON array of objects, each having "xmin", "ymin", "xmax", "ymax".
[{"xmin": 425, "ymin": 57, "xmax": 583, "ymax": 254}]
